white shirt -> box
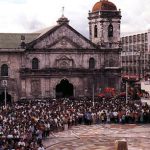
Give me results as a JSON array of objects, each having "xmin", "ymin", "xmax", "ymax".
[
  {"xmin": 38, "ymin": 146, "xmax": 45, "ymax": 150},
  {"xmin": 18, "ymin": 141, "xmax": 25, "ymax": 146}
]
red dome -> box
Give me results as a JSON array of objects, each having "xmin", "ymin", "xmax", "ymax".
[{"xmin": 92, "ymin": 0, "xmax": 117, "ymax": 12}]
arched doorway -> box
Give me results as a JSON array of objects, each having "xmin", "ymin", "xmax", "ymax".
[
  {"xmin": 56, "ymin": 79, "xmax": 74, "ymax": 98},
  {"xmin": 0, "ymin": 92, "xmax": 12, "ymax": 106}
]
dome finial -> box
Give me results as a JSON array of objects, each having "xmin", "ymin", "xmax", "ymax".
[{"xmin": 57, "ymin": 7, "xmax": 69, "ymax": 25}]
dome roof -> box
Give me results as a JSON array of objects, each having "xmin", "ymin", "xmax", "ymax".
[{"xmin": 92, "ymin": 0, "xmax": 117, "ymax": 12}]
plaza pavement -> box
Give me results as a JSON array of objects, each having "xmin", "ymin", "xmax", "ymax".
[{"xmin": 43, "ymin": 124, "xmax": 150, "ymax": 150}]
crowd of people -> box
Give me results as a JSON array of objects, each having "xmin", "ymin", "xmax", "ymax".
[{"xmin": 0, "ymin": 96, "xmax": 150, "ymax": 149}]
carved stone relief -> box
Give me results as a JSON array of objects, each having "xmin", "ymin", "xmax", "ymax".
[
  {"xmin": 31, "ymin": 80, "xmax": 41, "ymax": 96},
  {"xmin": 56, "ymin": 55, "xmax": 74, "ymax": 68}
]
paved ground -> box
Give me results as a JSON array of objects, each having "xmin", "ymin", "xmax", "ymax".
[{"xmin": 43, "ymin": 124, "xmax": 150, "ymax": 150}]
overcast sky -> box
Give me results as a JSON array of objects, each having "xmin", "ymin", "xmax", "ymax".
[{"xmin": 0, "ymin": 0, "xmax": 150, "ymax": 37}]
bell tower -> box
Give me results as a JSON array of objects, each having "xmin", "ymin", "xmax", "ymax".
[{"xmin": 88, "ymin": 0, "xmax": 121, "ymax": 48}]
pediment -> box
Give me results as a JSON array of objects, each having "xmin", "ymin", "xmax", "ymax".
[
  {"xmin": 46, "ymin": 36, "xmax": 82, "ymax": 49},
  {"xmin": 28, "ymin": 23, "xmax": 97, "ymax": 50}
]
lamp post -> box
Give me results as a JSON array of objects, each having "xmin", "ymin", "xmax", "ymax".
[
  {"xmin": 125, "ymin": 80, "xmax": 128, "ymax": 104},
  {"xmin": 4, "ymin": 86, "xmax": 7, "ymax": 108},
  {"xmin": 92, "ymin": 69, "xmax": 95, "ymax": 107},
  {"xmin": 138, "ymin": 49, "xmax": 145, "ymax": 81},
  {"xmin": 138, "ymin": 54, "xmax": 141, "ymax": 81},
  {"xmin": 1, "ymin": 80, "xmax": 7, "ymax": 109},
  {"xmin": 92, "ymin": 83, "xmax": 95, "ymax": 107}
]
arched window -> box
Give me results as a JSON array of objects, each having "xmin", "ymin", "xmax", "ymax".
[
  {"xmin": 94, "ymin": 25, "xmax": 98, "ymax": 38},
  {"xmin": 108, "ymin": 24, "xmax": 113, "ymax": 37},
  {"xmin": 89, "ymin": 58, "xmax": 95, "ymax": 69},
  {"xmin": 32, "ymin": 58, "xmax": 39, "ymax": 69},
  {"xmin": 1, "ymin": 64, "xmax": 8, "ymax": 76}
]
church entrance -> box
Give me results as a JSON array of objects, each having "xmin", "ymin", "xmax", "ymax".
[
  {"xmin": 56, "ymin": 79, "xmax": 74, "ymax": 98},
  {"xmin": 0, "ymin": 92, "xmax": 12, "ymax": 106}
]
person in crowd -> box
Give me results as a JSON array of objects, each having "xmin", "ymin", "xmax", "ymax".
[
  {"xmin": 0, "ymin": 96, "xmax": 149, "ymax": 149},
  {"xmin": 38, "ymin": 143, "xmax": 45, "ymax": 150}
]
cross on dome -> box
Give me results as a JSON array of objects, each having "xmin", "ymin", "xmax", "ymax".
[
  {"xmin": 57, "ymin": 6, "xmax": 69, "ymax": 25},
  {"xmin": 62, "ymin": 6, "xmax": 65, "ymax": 17}
]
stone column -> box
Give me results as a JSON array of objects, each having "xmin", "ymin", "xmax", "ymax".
[{"xmin": 53, "ymin": 88, "xmax": 56, "ymax": 98}]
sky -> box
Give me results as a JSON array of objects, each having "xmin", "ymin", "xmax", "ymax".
[{"xmin": 0, "ymin": 0, "xmax": 150, "ymax": 37}]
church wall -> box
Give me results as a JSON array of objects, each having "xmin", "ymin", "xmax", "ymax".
[
  {"xmin": 22, "ymin": 76, "xmax": 93, "ymax": 99},
  {"xmin": 0, "ymin": 53, "xmax": 22, "ymax": 101},
  {"xmin": 89, "ymin": 17, "xmax": 102, "ymax": 44},
  {"xmin": 24, "ymin": 53, "xmax": 46, "ymax": 69},
  {"xmin": 16, "ymin": 49, "xmax": 121, "ymax": 100},
  {"xmin": 47, "ymin": 77, "xmax": 86, "ymax": 98},
  {"xmin": 0, "ymin": 1, "xmax": 122, "ymax": 101},
  {"xmin": 45, "ymin": 78, "xmax": 50, "ymax": 97},
  {"xmin": 102, "ymin": 19, "xmax": 120, "ymax": 43},
  {"xmin": 21, "ymin": 70, "xmax": 121, "ymax": 99},
  {"xmin": 20, "ymin": 50, "xmax": 120, "ymax": 99},
  {"xmin": 25, "ymin": 52, "xmax": 104, "ymax": 69},
  {"xmin": 24, "ymin": 78, "xmax": 31, "ymax": 98},
  {"xmin": 26, "ymin": 75, "xmax": 120, "ymax": 99}
]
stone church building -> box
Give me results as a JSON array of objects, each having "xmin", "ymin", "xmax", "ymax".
[{"xmin": 0, "ymin": 0, "xmax": 121, "ymax": 102}]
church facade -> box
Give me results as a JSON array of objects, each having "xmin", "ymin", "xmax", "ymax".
[{"xmin": 0, "ymin": 0, "xmax": 121, "ymax": 102}]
